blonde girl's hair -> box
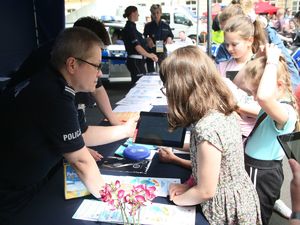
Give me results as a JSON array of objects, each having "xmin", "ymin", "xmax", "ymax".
[
  {"xmin": 243, "ymin": 56, "xmax": 300, "ymax": 131},
  {"xmin": 231, "ymin": 0, "xmax": 254, "ymax": 14},
  {"xmin": 223, "ymin": 15, "xmax": 267, "ymax": 54},
  {"xmin": 219, "ymin": 4, "xmax": 244, "ymax": 25},
  {"xmin": 159, "ymin": 46, "xmax": 237, "ymax": 130}
]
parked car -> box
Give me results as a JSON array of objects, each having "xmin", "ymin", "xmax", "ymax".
[{"xmin": 102, "ymin": 22, "xmax": 131, "ymax": 82}]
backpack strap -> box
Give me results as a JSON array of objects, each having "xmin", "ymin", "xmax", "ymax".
[{"xmin": 244, "ymin": 112, "xmax": 267, "ymax": 148}]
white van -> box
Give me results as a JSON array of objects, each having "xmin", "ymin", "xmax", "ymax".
[
  {"xmin": 160, "ymin": 6, "xmax": 206, "ymax": 39},
  {"xmin": 135, "ymin": 5, "xmax": 206, "ymax": 40}
]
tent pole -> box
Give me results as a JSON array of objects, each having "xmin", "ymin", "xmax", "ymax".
[
  {"xmin": 33, "ymin": 0, "xmax": 39, "ymax": 47},
  {"xmin": 196, "ymin": 0, "xmax": 199, "ymax": 46},
  {"xmin": 206, "ymin": 0, "xmax": 212, "ymax": 57}
]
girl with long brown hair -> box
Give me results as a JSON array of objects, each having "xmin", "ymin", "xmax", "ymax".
[{"xmin": 160, "ymin": 45, "xmax": 262, "ymax": 224}]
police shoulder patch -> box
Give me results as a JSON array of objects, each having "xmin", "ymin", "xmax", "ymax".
[{"xmin": 64, "ymin": 86, "xmax": 75, "ymax": 98}]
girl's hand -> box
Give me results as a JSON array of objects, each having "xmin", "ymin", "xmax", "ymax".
[
  {"xmin": 158, "ymin": 147, "xmax": 176, "ymax": 163},
  {"xmin": 265, "ymin": 44, "xmax": 281, "ymax": 65},
  {"xmin": 169, "ymin": 183, "xmax": 189, "ymax": 201}
]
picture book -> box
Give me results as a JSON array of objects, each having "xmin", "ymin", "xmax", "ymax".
[{"xmin": 64, "ymin": 162, "xmax": 90, "ymax": 199}]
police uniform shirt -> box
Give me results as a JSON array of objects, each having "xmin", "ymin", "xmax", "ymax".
[
  {"xmin": 6, "ymin": 40, "xmax": 100, "ymax": 130},
  {"xmin": 75, "ymin": 78, "xmax": 102, "ymax": 107},
  {"xmin": 0, "ymin": 65, "xmax": 85, "ymax": 189},
  {"xmin": 122, "ymin": 20, "xmax": 146, "ymax": 55},
  {"xmin": 143, "ymin": 20, "xmax": 174, "ymax": 49}
]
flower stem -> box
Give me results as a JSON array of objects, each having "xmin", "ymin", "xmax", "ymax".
[
  {"xmin": 121, "ymin": 203, "xmax": 130, "ymax": 225},
  {"xmin": 138, "ymin": 208, "xmax": 141, "ymax": 225}
]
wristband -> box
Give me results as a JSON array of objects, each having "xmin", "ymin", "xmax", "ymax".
[
  {"xmin": 291, "ymin": 212, "xmax": 300, "ymax": 220},
  {"xmin": 184, "ymin": 175, "xmax": 196, "ymax": 187}
]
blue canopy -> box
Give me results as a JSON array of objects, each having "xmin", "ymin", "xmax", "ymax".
[{"xmin": 0, "ymin": 0, "xmax": 65, "ymax": 76}]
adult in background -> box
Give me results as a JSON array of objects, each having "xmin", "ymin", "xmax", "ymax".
[
  {"xmin": 73, "ymin": 17, "xmax": 122, "ymax": 128},
  {"xmin": 122, "ymin": 6, "xmax": 158, "ymax": 84},
  {"xmin": 0, "ymin": 27, "xmax": 137, "ymax": 225},
  {"xmin": 144, "ymin": 4, "xmax": 174, "ymax": 72},
  {"xmin": 177, "ymin": 31, "xmax": 194, "ymax": 46}
]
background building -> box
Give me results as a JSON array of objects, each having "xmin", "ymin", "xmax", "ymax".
[{"xmin": 65, "ymin": 0, "xmax": 300, "ymax": 21}]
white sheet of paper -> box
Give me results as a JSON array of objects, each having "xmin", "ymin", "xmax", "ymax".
[
  {"xmin": 113, "ymin": 104, "xmax": 153, "ymax": 112},
  {"xmin": 73, "ymin": 199, "xmax": 196, "ymax": 225}
]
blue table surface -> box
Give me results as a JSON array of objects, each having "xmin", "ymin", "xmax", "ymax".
[
  {"xmin": 12, "ymin": 106, "xmax": 208, "ymax": 225},
  {"xmin": 11, "ymin": 138, "xmax": 208, "ymax": 225}
]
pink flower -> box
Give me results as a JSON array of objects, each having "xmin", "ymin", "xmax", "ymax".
[
  {"xmin": 147, "ymin": 186, "xmax": 156, "ymax": 192},
  {"xmin": 99, "ymin": 180, "xmax": 157, "ymax": 223},
  {"xmin": 117, "ymin": 189, "xmax": 125, "ymax": 199},
  {"xmin": 115, "ymin": 180, "xmax": 121, "ymax": 189},
  {"xmin": 100, "ymin": 189, "xmax": 112, "ymax": 202},
  {"xmin": 135, "ymin": 195, "xmax": 146, "ymax": 205}
]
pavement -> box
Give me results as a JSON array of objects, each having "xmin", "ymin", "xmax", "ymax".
[{"xmin": 85, "ymin": 81, "xmax": 293, "ymax": 225}]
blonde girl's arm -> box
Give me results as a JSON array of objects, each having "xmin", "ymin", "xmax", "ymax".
[
  {"xmin": 256, "ymin": 44, "xmax": 290, "ymax": 129},
  {"xmin": 169, "ymin": 141, "xmax": 221, "ymax": 206},
  {"xmin": 237, "ymin": 101, "xmax": 261, "ymax": 118}
]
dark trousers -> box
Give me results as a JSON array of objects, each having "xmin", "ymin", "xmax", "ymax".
[
  {"xmin": 126, "ymin": 58, "xmax": 146, "ymax": 84},
  {"xmin": 245, "ymin": 154, "xmax": 283, "ymax": 225},
  {"xmin": 146, "ymin": 50, "xmax": 167, "ymax": 73}
]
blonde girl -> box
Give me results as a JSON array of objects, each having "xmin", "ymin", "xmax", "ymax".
[
  {"xmin": 160, "ymin": 45, "xmax": 262, "ymax": 224},
  {"xmin": 217, "ymin": 15, "xmax": 266, "ymax": 140},
  {"xmin": 234, "ymin": 44, "xmax": 298, "ymax": 225}
]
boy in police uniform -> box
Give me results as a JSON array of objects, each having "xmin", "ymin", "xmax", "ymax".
[{"xmin": 0, "ymin": 27, "xmax": 137, "ymax": 225}]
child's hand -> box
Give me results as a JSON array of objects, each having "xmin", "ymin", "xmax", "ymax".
[
  {"xmin": 158, "ymin": 147, "xmax": 176, "ymax": 163},
  {"xmin": 265, "ymin": 44, "xmax": 281, "ymax": 65},
  {"xmin": 169, "ymin": 183, "xmax": 189, "ymax": 202}
]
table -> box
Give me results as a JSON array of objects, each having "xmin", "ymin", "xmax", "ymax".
[{"xmin": 11, "ymin": 138, "xmax": 209, "ymax": 225}]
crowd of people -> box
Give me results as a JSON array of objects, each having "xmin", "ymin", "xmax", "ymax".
[
  {"xmin": 266, "ymin": 8, "xmax": 300, "ymax": 50},
  {"xmin": 1, "ymin": 1, "xmax": 300, "ymax": 225}
]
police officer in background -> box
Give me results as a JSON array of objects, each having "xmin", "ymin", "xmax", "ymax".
[
  {"xmin": 144, "ymin": 4, "xmax": 174, "ymax": 72},
  {"xmin": 0, "ymin": 27, "xmax": 137, "ymax": 225},
  {"xmin": 122, "ymin": 6, "xmax": 158, "ymax": 84}
]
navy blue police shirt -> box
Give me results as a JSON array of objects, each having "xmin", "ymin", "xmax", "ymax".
[
  {"xmin": 0, "ymin": 65, "xmax": 85, "ymax": 188},
  {"xmin": 143, "ymin": 20, "xmax": 174, "ymax": 52},
  {"xmin": 122, "ymin": 20, "xmax": 147, "ymax": 55},
  {"xmin": 6, "ymin": 40, "xmax": 102, "ymax": 111}
]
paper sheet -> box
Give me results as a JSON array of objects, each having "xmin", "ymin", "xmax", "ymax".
[
  {"xmin": 101, "ymin": 174, "xmax": 181, "ymax": 197},
  {"xmin": 73, "ymin": 199, "xmax": 196, "ymax": 225},
  {"xmin": 65, "ymin": 164, "xmax": 181, "ymax": 199}
]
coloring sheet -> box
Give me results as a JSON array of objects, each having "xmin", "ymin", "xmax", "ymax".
[{"xmin": 73, "ymin": 199, "xmax": 196, "ymax": 225}]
